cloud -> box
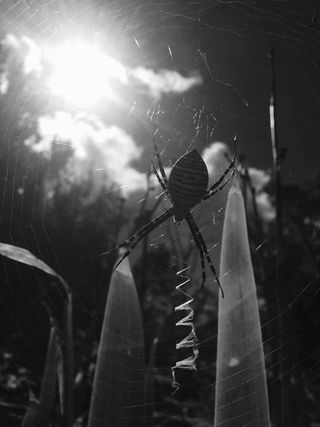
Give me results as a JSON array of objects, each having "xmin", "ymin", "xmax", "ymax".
[
  {"xmin": 202, "ymin": 142, "xmax": 232, "ymax": 180},
  {"xmin": 202, "ymin": 142, "xmax": 275, "ymax": 224},
  {"xmin": 245, "ymin": 168, "xmax": 275, "ymax": 224},
  {"xmin": 129, "ymin": 67, "xmax": 203, "ymax": 98},
  {"xmin": 255, "ymin": 192, "xmax": 275, "ymax": 223},
  {"xmin": 0, "ymin": 34, "xmax": 203, "ymax": 101},
  {"xmin": 25, "ymin": 112, "xmax": 148, "ymax": 197},
  {"xmin": 0, "ymin": 34, "xmax": 42, "ymax": 94},
  {"xmin": 247, "ymin": 167, "xmax": 271, "ymax": 193},
  {"xmin": 0, "ymin": 34, "xmax": 203, "ymax": 198}
]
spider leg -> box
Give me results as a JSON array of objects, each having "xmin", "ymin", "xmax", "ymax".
[
  {"xmin": 186, "ymin": 213, "xmax": 224, "ymax": 297},
  {"xmin": 204, "ymin": 141, "xmax": 237, "ymax": 198},
  {"xmin": 151, "ymin": 161, "xmax": 169, "ymax": 195},
  {"xmin": 151, "ymin": 156, "xmax": 172, "ymax": 202},
  {"xmin": 112, "ymin": 207, "xmax": 174, "ymax": 271},
  {"xmin": 152, "ymin": 130, "xmax": 169, "ymax": 187},
  {"xmin": 201, "ymin": 168, "xmax": 235, "ymax": 202},
  {"xmin": 184, "ymin": 215, "xmax": 206, "ymax": 288}
]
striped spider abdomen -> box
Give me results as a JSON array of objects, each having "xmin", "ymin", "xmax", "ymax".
[{"xmin": 168, "ymin": 149, "xmax": 209, "ymax": 221}]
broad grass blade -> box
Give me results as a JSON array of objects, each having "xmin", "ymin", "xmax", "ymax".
[
  {"xmin": 63, "ymin": 293, "xmax": 74, "ymax": 427},
  {"xmin": 57, "ymin": 342, "xmax": 64, "ymax": 417},
  {"xmin": 21, "ymin": 398, "xmax": 38, "ymax": 427},
  {"xmin": 0, "ymin": 242, "xmax": 73, "ymax": 425},
  {"xmin": 35, "ymin": 326, "xmax": 59, "ymax": 427},
  {"xmin": 214, "ymin": 186, "xmax": 271, "ymax": 426},
  {"xmin": 143, "ymin": 337, "xmax": 158, "ymax": 427},
  {"xmin": 0, "ymin": 242, "xmax": 69, "ymax": 294},
  {"xmin": 88, "ymin": 257, "xmax": 145, "ymax": 427}
]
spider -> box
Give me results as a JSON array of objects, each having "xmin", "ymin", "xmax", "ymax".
[{"xmin": 111, "ymin": 139, "xmax": 237, "ymax": 297}]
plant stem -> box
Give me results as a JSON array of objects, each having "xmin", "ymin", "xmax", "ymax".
[
  {"xmin": 269, "ymin": 48, "xmax": 284, "ymax": 427},
  {"xmin": 269, "ymin": 49, "xmax": 283, "ymax": 241}
]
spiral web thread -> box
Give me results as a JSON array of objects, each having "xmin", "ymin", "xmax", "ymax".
[{"xmin": 171, "ymin": 265, "xmax": 199, "ymax": 391}]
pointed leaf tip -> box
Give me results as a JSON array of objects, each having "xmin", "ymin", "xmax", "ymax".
[
  {"xmin": 215, "ymin": 185, "xmax": 271, "ymax": 426},
  {"xmin": 114, "ymin": 253, "xmax": 132, "ymax": 279},
  {"xmin": 88, "ymin": 256, "xmax": 145, "ymax": 427}
]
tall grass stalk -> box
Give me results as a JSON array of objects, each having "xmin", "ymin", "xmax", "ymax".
[
  {"xmin": 88, "ymin": 256, "xmax": 145, "ymax": 427},
  {"xmin": 214, "ymin": 185, "xmax": 271, "ymax": 426},
  {"xmin": 21, "ymin": 398, "xmax": 38, "ymax": 427},
  {"xmin": 64, "ymin": 292, "xmax": 74, "ymax": 427},
  {"xmin": 35, "ymin": 326, "xmax": 60, "ymax": 427},
  {"xmin": 269, "ymin": 49, "xmax": 284, "ymax": 426}
]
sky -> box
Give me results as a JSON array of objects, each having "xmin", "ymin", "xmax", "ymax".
[{"xmin": 0, "ymin": 0, "xmax": 319, "ymax": 203}]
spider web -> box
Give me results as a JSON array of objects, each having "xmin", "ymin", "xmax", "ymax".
[{"xmin": 0, "ymin": 0, "xmax": 320, "ymax": 426}]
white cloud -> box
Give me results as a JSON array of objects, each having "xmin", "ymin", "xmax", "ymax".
[
  {"xmin": 0, "ymin": 34, "xmax": 42, "ymax": 94},
  {"xmin": 1, "ymin": 34, "xmax": 203, "ymax": 101},
  {"xmin": 130, "ymin": 67, "xmax": 202, "ymax": 98},
  {"xmin": 202, "ymin": 142, "xmax": 275, "ymax": 224},
  {"xmin": 247, "ymin": 167, "xmax": 271, "ymax": 193},
  {"xmin": 256, "ymin": 192, "xmax": 276, "ymax": 222},
  {"xmin": 244, "ymin": 168, "xmax": 274, "ymax": 224},
  {"xmin": 25, "ymin": 112, "xmax": 147, "ymax": 197},
  {"xmin": 0, "ymin": 73, "xmax": 8, "ymax": 95},
  {"xmin": 0, "ymin": 34, "xmax": 203, "ymax": 197},
  {"xmin": 202, "ymin": 142, "xmax": 232, "ymax": 180}
]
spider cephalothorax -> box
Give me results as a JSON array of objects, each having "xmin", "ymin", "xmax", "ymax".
[{"xmin": 110, "ymin": 140, "xmax": 237, "ymax": 297}]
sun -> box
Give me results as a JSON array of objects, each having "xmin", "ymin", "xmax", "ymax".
[{"xmin": 45, "ymin": 39, "xmax": 127, "ymax": 107}]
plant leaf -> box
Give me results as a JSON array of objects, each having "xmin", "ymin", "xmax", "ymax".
[
  {"xmin": 0, "ymin": 243, "xmax": 69, "ymax": 294},
  {"xmin": 88, "ymin": 257, "xmax": 145, "ymax": 427},
  {"xmin": 21, "ymin": 398, "xmax": 39, "ymax": 427},
  {"xmin": 35, "ymin": 327, "xmax": 59, "ymax": 427},
  {"xmin": 214, "ymin": 186, "xmax": 271, "ymax": 426},
  {"xmin": 63, "ymin": 293, "xmax": 74, "ymax": 427},
  {"xmin": 143, "ymin": 337, "xmax": 158, "ymax": 427},
  {"xmin": 0, "ymin": 242, "xmax": 73, "ymax": 425}
]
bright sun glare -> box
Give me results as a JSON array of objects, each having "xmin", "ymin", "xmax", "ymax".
[{"xmin": 45, "ymin": 40, "xmax": 127, "ymax": 107}]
